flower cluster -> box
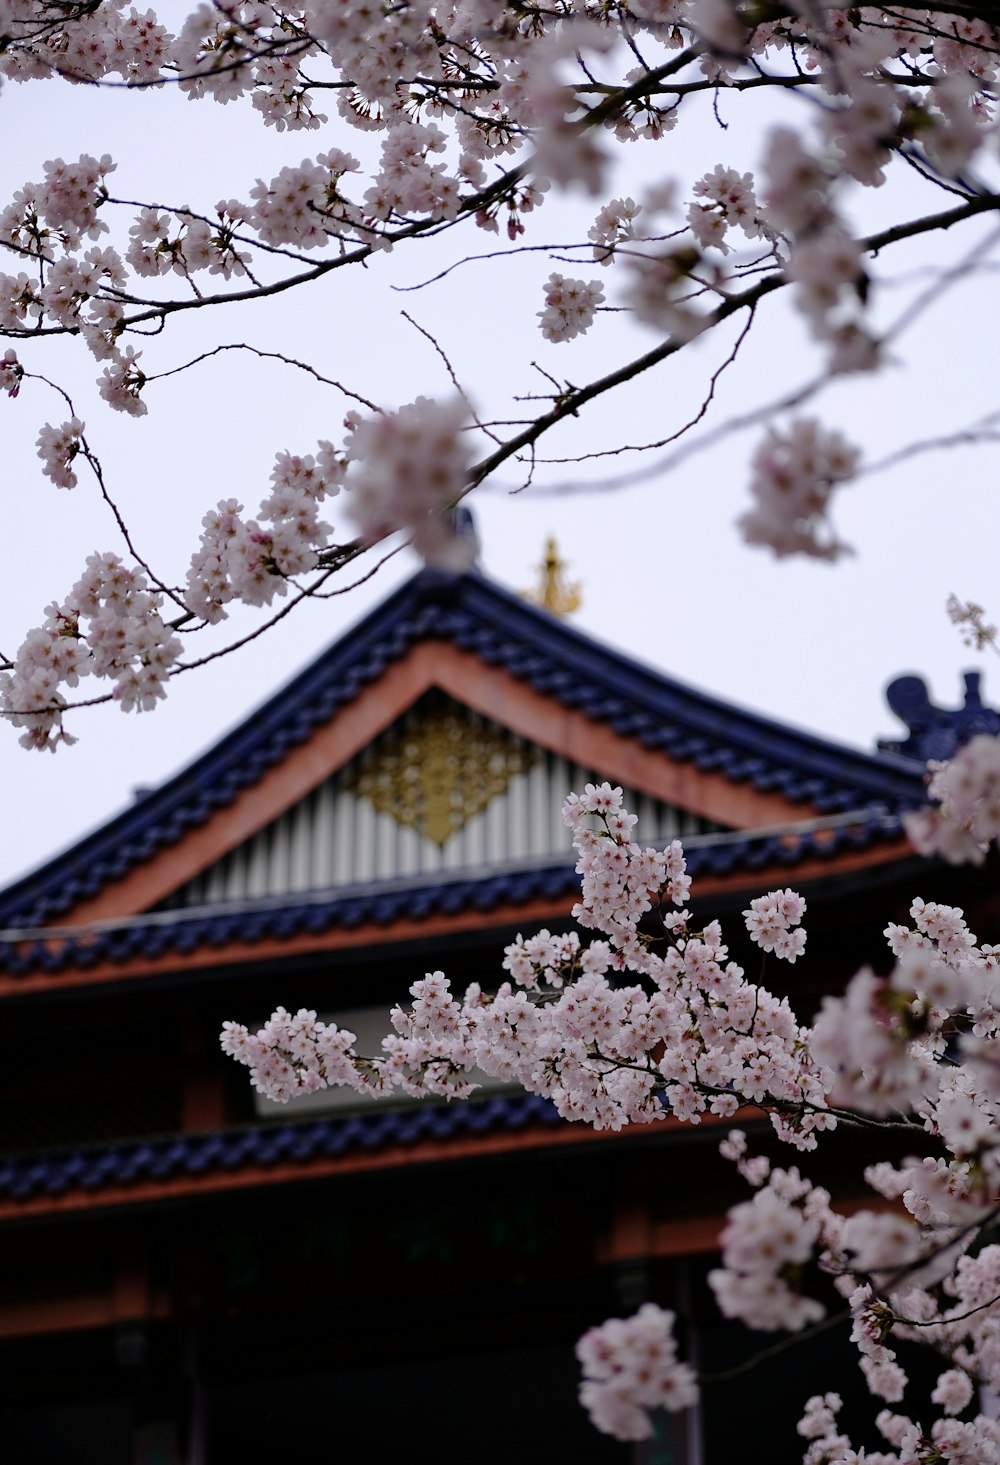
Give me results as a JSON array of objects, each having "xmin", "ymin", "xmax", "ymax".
[
  {"xmin": 127, "ymin": 204, "xmax": 251, "ymax": 281},
  {"xmin": 744, "ymin": 888, "xmax": 807, "ymax": 962},
  {"xmin": 801, "ymin": 1389, "xmax": 1000, "ymax": 1464},
  {"xmin": 185, "ymin": 443, "xmax": 342, "ymax": 621},
  {"xmin": 0, "ymin": 348, "xmax": 21, "ymax": 397},
  {"xmin": 36, "ymin": 418, "xmax": 85, "ymax": 489},
  {"xmin": 812, "ymin": 956, "xmax": 947, "ymax": 1119},
  {"xmin": 2, "ymin": 6, "xmax": 170, "ymax": 85},
  {"xmin": 904, "ymin": 734, "xmax": 1000, "ymax": 865},
  {"xmin": 588, "ymin": 197, "xmax": 641, "ymax": 265},
  {"xmin": 537, "ymin": 273, "xmax": 605, "ymax": 343},
  {"xmin": 738, "ymin": 418, "xmax": 860, "ymax": 561},
  {"xmin": 36, "ymin": 153, "xmax": 114, "ymax": 242},
  {"xmin": 687, "ymin": 165, "xmax": 768, "ymax": 255},
  {"xmin": 98, "ymin": 346, "xmax": 147, "ymax": 417},
  {"xmin": 343, "ymin": 396, "xmax": 475, "ymax": 570},
  {"xmin": 761, "ymin": 127, "xmax": 880, "ymax": 374},
  {"xmin": 797, "ymin": 1392, "xmax": 852, "ymax": 1465},
  {"xmin": 709, "ymin": 1160, "xmax": 828, "ymax": 1332},
  {"xmin": 0, "ymin": 554, "xmax": 181, "ymax": 750},
  {"xmin": 247, "ymin": 151, "xmax": 362, "ymax": 249},
  {"xmin": 576, "ymin": 1304, "xmax": 698, "ymax": 1441},
  {"xmin": 365, "ymin": 124, "xmax": 461, "ymax": 223},
  {"xmin": 621, "ymin": 239, "xmax": 707, "ymax": 345},
  {"xmin": 947, "ymin": 594, "xmax": 997, "ymax": 653}
]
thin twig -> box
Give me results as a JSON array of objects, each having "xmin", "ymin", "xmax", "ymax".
[{"xmin": 144, "ymin": 343, "xmax": 381, "ymax": 412}]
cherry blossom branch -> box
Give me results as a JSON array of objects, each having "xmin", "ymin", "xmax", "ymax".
[
  {"xmin": 896, "ymin": 1292, "xmax": 1000, "ymax": 1330},
  {"xmin": 143, "ymin": 343, "xmax": 382, "ymax": 413},
  {"xmin": 399, "ymin": 310, "xmax": 502, "ymax": 446},
  {"xmin": 526, "ymin": 306, "xmax": 758, "ymax": 467},
  {"xmin": 860, "ymin": 411, "xmax": 1000, "ymax": 480},
  {"xmin": 474, "ymin": 192, "xmax": 1000, "ymax": 496},
  {"xmin": 23, "ymin": 372, "xmax": 182, "ymax": 608},
  {"xmin": 700, "ymin": 1309, "xmax": 850, "ymax": 1385}
]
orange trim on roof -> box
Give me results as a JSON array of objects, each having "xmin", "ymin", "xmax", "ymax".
[
  {"xmin": 57, "ymin": 643, "xmax": 830, "ymax": 927},
  {"xmin": 0, "ymin": 1105, "xmax": 717, "ymax": 1227},
  {"xmin": 0, "ymin": 836, "xmax": 912, "ymax": 998}
]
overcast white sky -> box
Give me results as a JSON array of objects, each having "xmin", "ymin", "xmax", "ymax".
[{"xmin": 1, "ymin": 53, "xmax": 998, "ymax": 891}]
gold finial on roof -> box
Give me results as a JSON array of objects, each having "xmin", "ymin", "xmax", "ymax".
[{"xmin": 521, "ymin": 536, "xmax": 581, "ymax": 618}]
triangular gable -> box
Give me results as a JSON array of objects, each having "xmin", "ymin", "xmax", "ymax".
[
  {"xmin": 0, "ymin": 568, "xmax": 926, "ymax": 932},
  {"xmin": 158, "ymin": 688, "xmax": 724, "ymax": 911}
]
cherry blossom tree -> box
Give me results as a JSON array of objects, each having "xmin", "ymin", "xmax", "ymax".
[
  {"xmin": 1, "ymin": 0, "xmax": 999, "ymax": 755},
  {"xmin": 5, "ymin": 5, "xmax": 1000, "ymax": 1458},
  {"xmin": 226, "ymin": 782, "xmax": 1000, "ymax": 1461}
]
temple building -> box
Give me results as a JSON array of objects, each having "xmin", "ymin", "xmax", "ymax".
[{"xmin": 0, "ymin": 560, "xmax": 994, "ymax": 1464}]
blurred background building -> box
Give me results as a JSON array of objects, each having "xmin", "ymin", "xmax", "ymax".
[{"xmin": 0, "ymin": 554, "xmax": 993, "ymax": 1464}]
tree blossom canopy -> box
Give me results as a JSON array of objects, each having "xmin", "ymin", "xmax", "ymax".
[
  {"xmin": 1, "ymin": 0, "xmax": 999, "ymax": 769},
  {"xmin": 223, "ymin": 786, "xmax": 1000, "ymax": 1455}
]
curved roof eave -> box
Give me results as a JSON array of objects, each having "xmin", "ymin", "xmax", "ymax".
[{"xmin": 0, "ymin": 809, "xmax": 916, "ymax": 981}]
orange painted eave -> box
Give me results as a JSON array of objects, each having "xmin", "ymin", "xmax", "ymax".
[
  {"xmin": 55, "ymin": 641, "xmax": 840, "ymax": 927},
  {"xmin": 0, "ymin": 835, "xmax": 914, "ymax": 998},
  {"xmin": 0, "ymin": 1106, "xmax": 722, "ymax": 1228}
]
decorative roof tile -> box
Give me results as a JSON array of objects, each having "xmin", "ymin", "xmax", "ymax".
[
  {"xmin": 0, "ymin": 809, "xmax": 906, "ymax": 975},
  {"xmin": 0, "ymin": 1095, "xmax": 565, "ymax": 1207},
  {"xmin": 879, "ymin": 672, "xmax": 1000, "ymax": 762}
]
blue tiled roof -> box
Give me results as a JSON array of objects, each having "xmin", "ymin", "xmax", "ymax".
[
  {"xmin": 0, "ymin": 809, "xmax": 906, "ymax": 975},
  {"xmin": 0, "ymin": 1094, "xmax": 563, "ymax": 1205},
  {"xmin": 0, "ymin": 569, "xmax": 926, "ymax": 931}
]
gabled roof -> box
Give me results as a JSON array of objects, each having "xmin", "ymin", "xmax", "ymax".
[{"xmin": 0, "ymin": 567, "xmax": 926, "ymax": 934}]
